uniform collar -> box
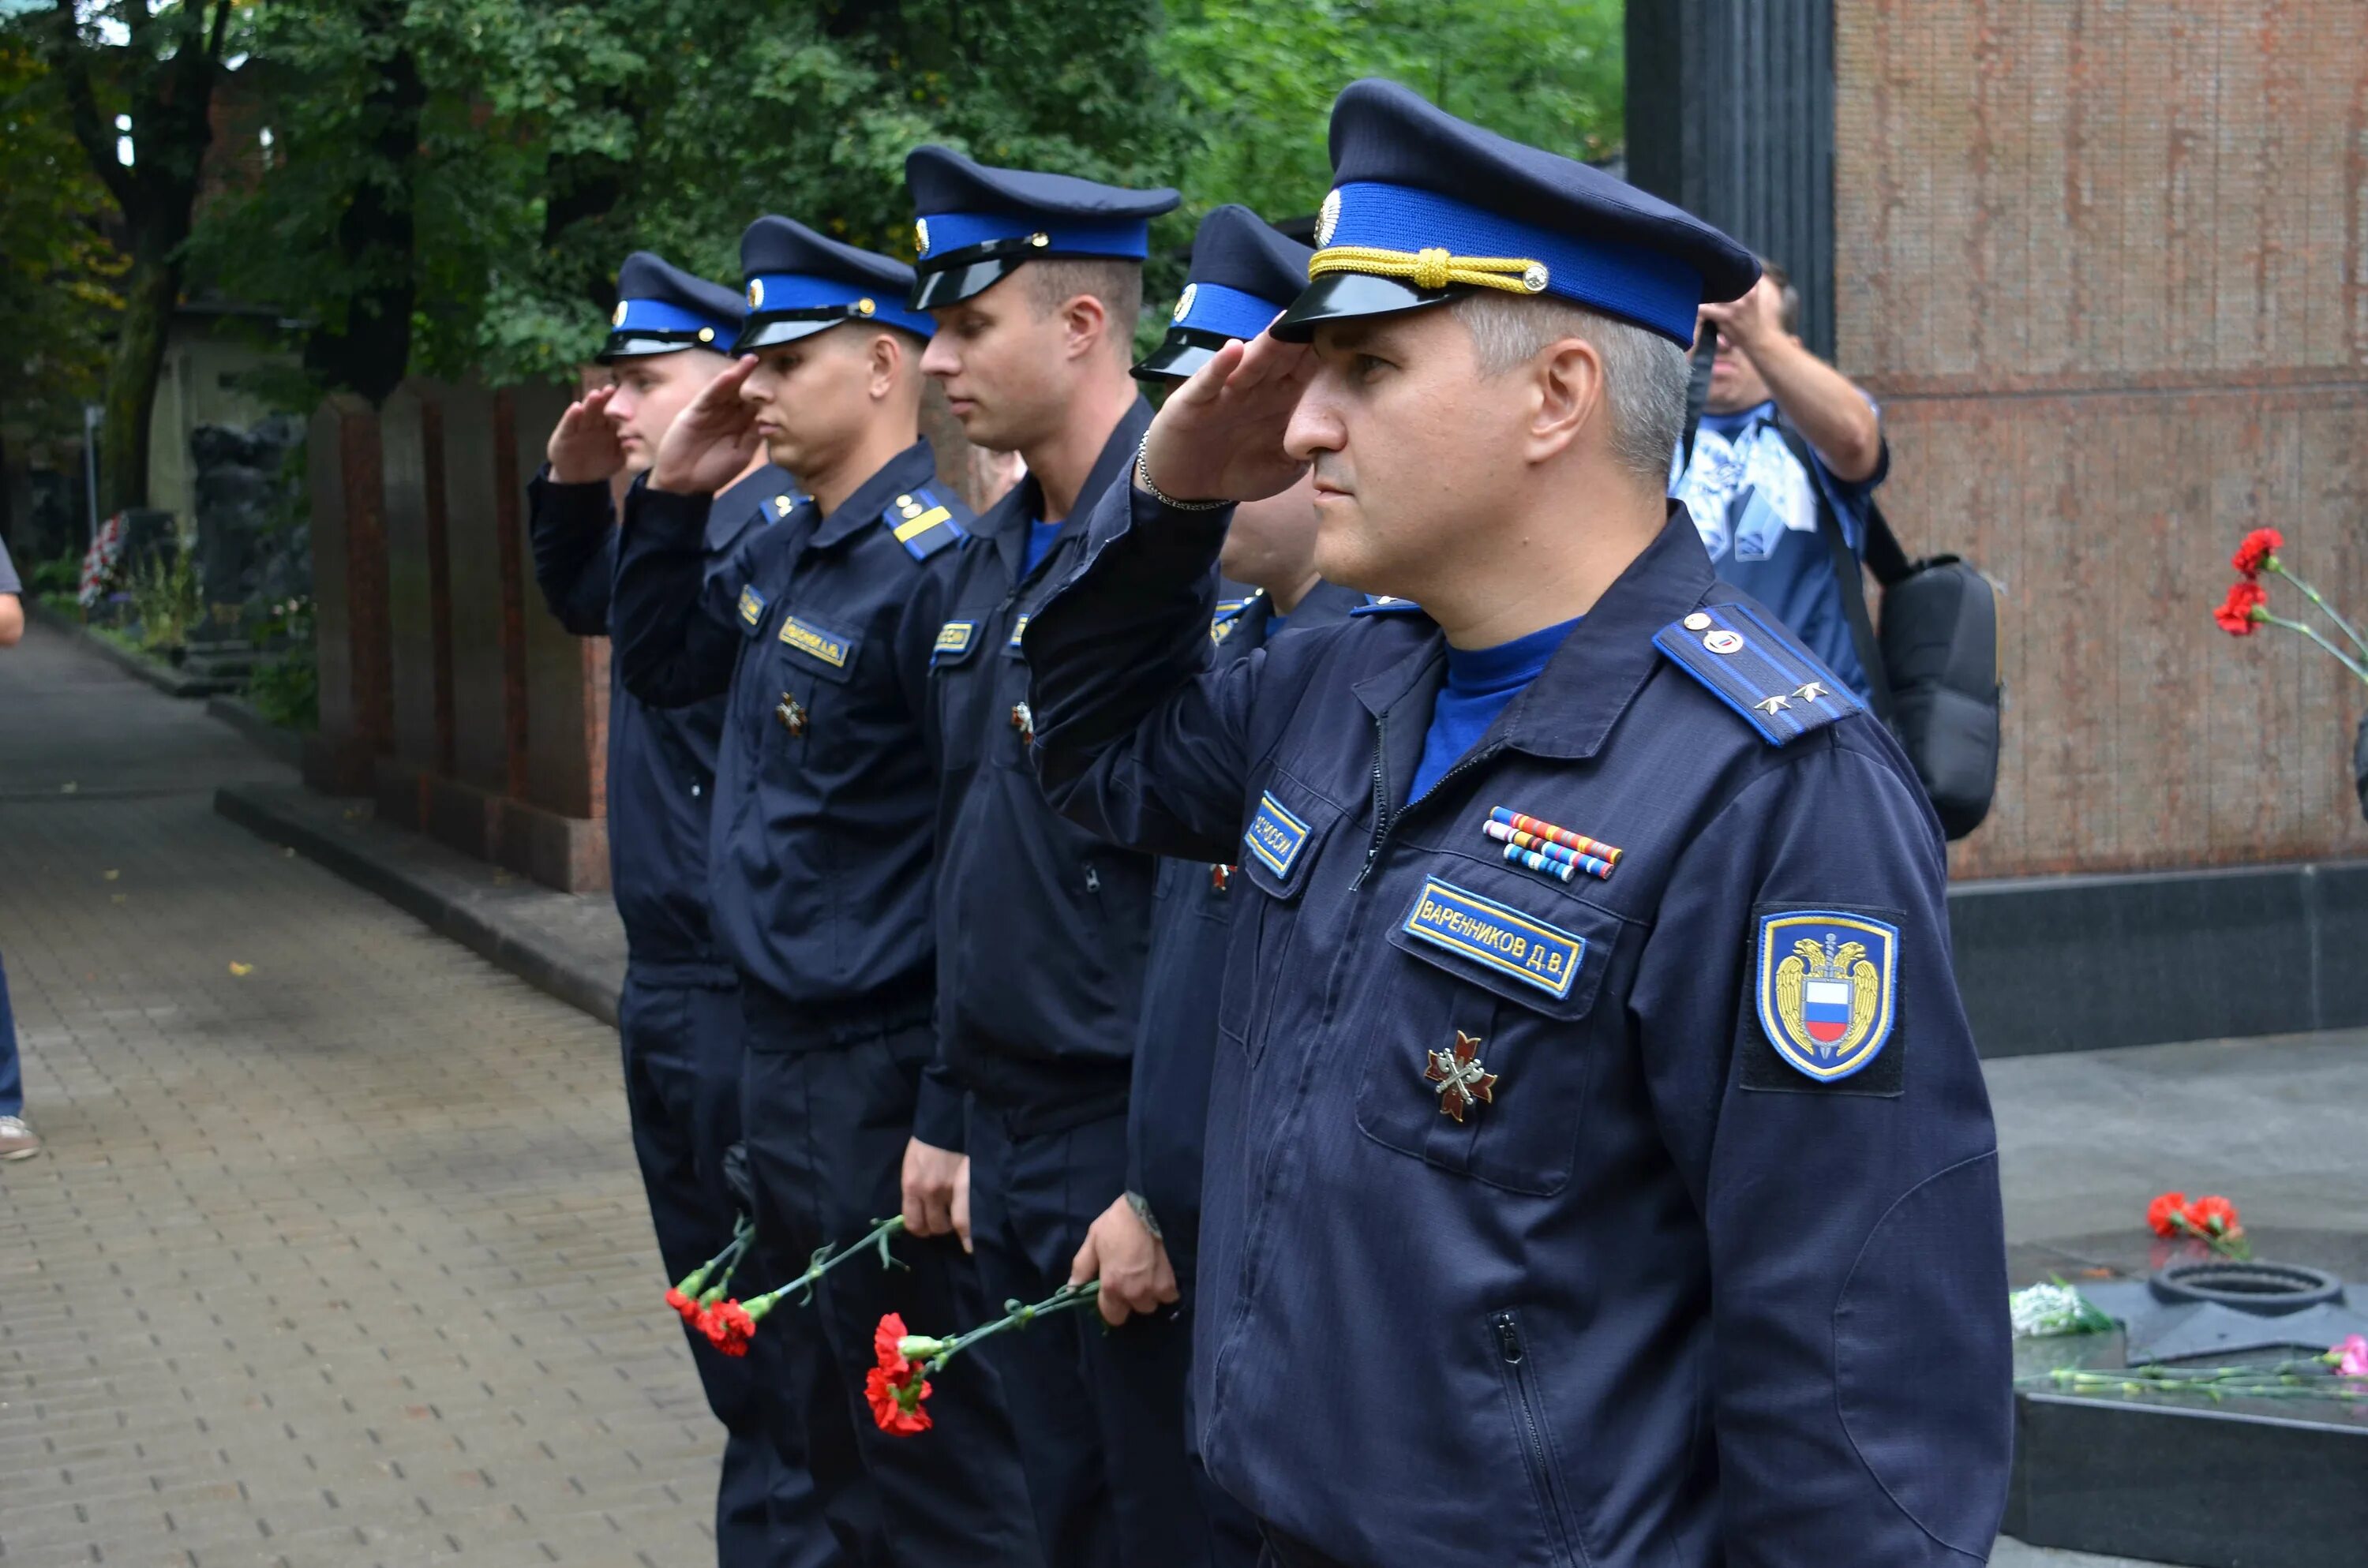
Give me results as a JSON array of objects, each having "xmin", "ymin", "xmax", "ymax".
[
  {"xmin": 1353, "ymin": 504, "xmax": 1712, "ymax": 762},
  {"xmin": 711, "ymin": 462, "xmax": 800, "ymax": 549},
  {"xmin": 977, "ymin": 396, "xmax": 1155, "ymax": 582},
  {"xmin": 805, "ymin": 440, "xmax": 939, "ymax": 551}
]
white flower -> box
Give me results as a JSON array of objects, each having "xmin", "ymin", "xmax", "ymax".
[{"xmin": 2010, "ymin": 1282, "xmax": 2098, "ymax": 1338}]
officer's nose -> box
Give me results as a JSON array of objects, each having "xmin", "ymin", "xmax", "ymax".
[
  {"xmin": 1283, "ymin": 375, "xmax": 1345, "ymax": 465},
  {"xmin": 919, "ymin": 332, "xmax": 958, "ymax": 381}
]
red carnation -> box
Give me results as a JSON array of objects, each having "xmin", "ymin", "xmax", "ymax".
[
  {"xmin": 874, "ymin": 1312, "xmax": 912, "ymax": 1373},
  {"xmin": 665, "ymin": 1287, "xmax": 700, "ymax": 1324},
  {"xmin": 2213, "ymin": 580, "xmax": 2267, "ymax": 636},
  {"xmin": 699, "ymin": 1300, "xmax": 757, "ymax": 1359},
  {"xmin": 2231, "ymin": 527, "xmax": 2283, "ymax": 577},
  {"xmin": 2145, "ymin": 1191, "xmax": 2190, "ymax": 1238},
  {"xmin": 865, "ymin": 1361, "xmax": 934, "ymax": 1435},
  {"xmin": 2187, "ymin": 1194, "xmax": 2242, "ymax": 1239}
]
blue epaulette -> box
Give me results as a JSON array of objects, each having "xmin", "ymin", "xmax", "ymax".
[
  {"xmin": 1210, "ymin": 590, "xmax": 1262, "ymax": 644},
  {"xmin": 1349, "ymin": 595, "xmax": 1426, "ymax": 617},
  {"xmin": 769, "ymin": 491, "xmax": 802, "ymax": 521},
  {"xmin": 1652, "ymin": 601, "xmax": 1864, "ymax": 746},
  {"xmin": 883, "ymin": 485, "xmax": 966, "ymax": 560}
]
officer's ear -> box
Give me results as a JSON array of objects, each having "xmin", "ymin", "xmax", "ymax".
[
  {"xmin": 1524, "ymin": 333, "xmax": 1607, "ymax": 467},
  {"xmin": 865, "ymin": 329, "xmax": 905, "ymax": 401}
]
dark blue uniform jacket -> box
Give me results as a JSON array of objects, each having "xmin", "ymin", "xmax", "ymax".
[
  {"xmin": 1130, "ymin": 579, "xmax": 1365, "ymax": 1286},
  {"xmin": 528, "ymin": 463, "xmax": 792, "ymax": 974},
  {"xmin": 609, "ymin": 443, "xmax": 972, "ymax": 1149},
  {"xmin": 927, "ymin": 399, "xmax": 1161, "ymax": 1121},
  {"xmin": 1024, "ymin": 485, "xmax": 2013, "ymax": 1567}
]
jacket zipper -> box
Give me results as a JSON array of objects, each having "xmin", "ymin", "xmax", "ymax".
[
  {"xmin": 1351, "ymin": 711, "xmax": 1506, "ymax": 891},
  {"xmin": 1493, "ymin": 1312, "xmax": 1584, "ymax": 1567}
]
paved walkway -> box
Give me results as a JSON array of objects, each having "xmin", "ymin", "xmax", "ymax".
[{"xmin": 0, "ymin": 623, "xmax": 715, "ymax": 1566}]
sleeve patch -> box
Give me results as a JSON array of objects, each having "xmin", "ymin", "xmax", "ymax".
[
  {"xmin": 736, "ymin": 583, "xmax": 770, "ymax": 634},
  {"xmin": 884, "ymin": 486, "xmax": 966, "ymax": 559},
  {"xmin": 1651, "ymin": 602, "xmax": 1862, "ymax": 746},
  {"xmin": 1744, "ymin": 906, "xmax": 1902, "ymax": 1095}
]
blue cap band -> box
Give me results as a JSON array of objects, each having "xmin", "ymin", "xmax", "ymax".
[
  {"xmin": 744, "ymin": 273, "xmax": 935, "ymax": 337},
  {"xmin": 1324, "ymin": 181, "xmax": 1705, "ymax": 345},
  {"xmin": 917, "ymin": 210, "xmax": 1151, "ymax": 263},
  {"xmin": 1172, "ymin": 280, "xmax": 1284, "ymax": 342},
  {"xmin": 616, "ymin": 297, "xmax": 736, "ymax": 341}
]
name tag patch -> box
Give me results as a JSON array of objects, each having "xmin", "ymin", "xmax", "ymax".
[
  {"xmin": 1007, "ymin": 613, "xmax": 1032, "ymax": 651},
  {"xmin": 934, "ymin": 620, "xmax": 976, "ymax": 657},
  {"xmin": 1243, "ymin": 792, "xmax": 1310, "ymax": 879},
  {"xmin": 777, "ymin": 616, "xmax": 849, "ymax": 668},
  {"xmin": 1401, "ymin": 878, "xmax": 1584, "ymax": 1000},
  {"xmin": 737, "ymin": 584, "xmax": 770, "ymax": 627}
]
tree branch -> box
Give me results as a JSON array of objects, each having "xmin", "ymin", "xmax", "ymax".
[
  {"xmin": 47, "ymin": 0, "xmax": 139, "ymax": 215},
  {"xmin": 207, "ymin": 0, "xmax": 233, "ymax": 62}
]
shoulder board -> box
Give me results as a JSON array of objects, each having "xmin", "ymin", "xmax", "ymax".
[
  {"xmin": 1349, "ymin": 595, "xmax": 1427, "ymax": 617},
  {"xmin": 882, "ymin": 485, "xmax": 967, "ymax": 560},
  {"xmin": 1210, "ymin": 590, "xmax": 1262, "ymax": 644},
  {"xmin": 1651, "ymin": 602, "xmax": 1864, "ymax": 746},
  {"xmin": 770, "ymin": 491, "xmax": 803, "ymax": 521}
]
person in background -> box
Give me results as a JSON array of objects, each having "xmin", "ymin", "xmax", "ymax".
[
  {"xmin": 0, "ymin": 529, "xmax": 33, "ymax": 1162},
  {"xmin": 530, "ymin": 253, "xmax": 871, "ymax": 1568},
  {"xmin": 1673, "ymin": 258, "xmax": 1889, "ymax": 699}
]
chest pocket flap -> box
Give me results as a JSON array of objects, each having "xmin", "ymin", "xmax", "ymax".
[
  {"xmin": 1238, "ymin": 776, "xmax": 1342, "ymax": 903},
  {"xmin": 1386, "ymin": 870, "xmax": 1614, "ymax": 1021},
  {"xmin": 932, "ymin": 618, "xmax": 982, "ymax": 668},
  {"xmin": 735, "ymin": 582, "xmax": 773, "ymax": 638},
  {"xmin": 776, "ymin": 610, "xmax": 860, "ymax": 685}
]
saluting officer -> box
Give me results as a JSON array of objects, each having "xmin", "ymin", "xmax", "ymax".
[
  {"xmin": 1021, "ymin": 80, "xmax": 2012, "ymax": 1566},
  {"xmin": 607, "ymin": 217, "xmax": 1042, "ymax": 1568},
  {"xmin": 1120, "ymin": 203, "xmax": 1362, "ymax": 1568},
  {"xmin": 529, "ymin": 253, "xmax": 863, "ymax": 1568},
  {"xmin": 898, "ymin": 148, "xmax": 1220, "ymax": 1566}
]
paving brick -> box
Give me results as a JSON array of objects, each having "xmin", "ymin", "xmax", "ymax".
[{"xmin": 0, "ymin": 628, "xmax": 714, "ymax": 1564}]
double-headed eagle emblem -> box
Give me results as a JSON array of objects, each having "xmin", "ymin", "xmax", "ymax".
[{"xmin": 1756, "ymin": 912, "xmax": 1898, "ymax": 1083}]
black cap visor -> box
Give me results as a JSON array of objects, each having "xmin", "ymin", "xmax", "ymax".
[
  {"xmin": 1268, "ymin": 271, "xmax": 1469, "ymax": 343},
  {"xmin": 909, "ymin": 255, "xmax": 1028, "ymax": 312},
  {"xmin": 1131, "ymin": 327, "xmax": 1242, "ymax": 383},
  {"xmin": 598, "ymin": 327, "xmax": 725, "ymax": 364},
  {"xmin": 733, "ymin": 309, "xmax": 871, "ymax": 355}
]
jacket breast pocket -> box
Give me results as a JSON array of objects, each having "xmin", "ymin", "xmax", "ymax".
[
  {"xmin": 1354, "ymin": 866, "xmax": 1624, "ymax": 1196},
  {"xmin": 1216, "ymin": 777, "xmax": 1343, "ymax": 1064}
]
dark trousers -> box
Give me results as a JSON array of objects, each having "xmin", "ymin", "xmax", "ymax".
[
  {"xmin": 966, "ymin": 1106, "xmax": 1212, "ymax": 1568},
  {"xmin": 0, "ymin": 949, "xmax": 21, "ymax": 1117},
  {"xmin": 741, "ymin": 1013, "xmax": 1042, "ymax": 1568},
  {"xmin": 619, "ymin": 974, "xmax": 875, "ymax": 1568}
]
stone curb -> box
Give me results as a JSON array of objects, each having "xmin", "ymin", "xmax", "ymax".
[
  {"xmin": 28, "ymin": 600, "xmax": 213, "ymax": 698},
  {"xmin": 214, "ymin": 781, "xmax": 624, "ymax": 1027},
  {"xmin": 204, "ymin": 693, "xmax": 305, "ymax": 768}
]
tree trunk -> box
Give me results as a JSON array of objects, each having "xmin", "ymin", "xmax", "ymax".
[{"xmin": 99, "ymin": 238, "xmax": 181, "ymax": 517}]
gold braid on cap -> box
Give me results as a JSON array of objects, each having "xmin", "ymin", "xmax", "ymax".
[{"xmin": 1308, "ymin": 245, "xmax": 1549, "ymax": 296}]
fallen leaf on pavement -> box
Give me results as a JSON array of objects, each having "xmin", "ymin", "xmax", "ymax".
[{"xmin": 228, "ymin": 962, "xmax": 254, "ymax": 977}]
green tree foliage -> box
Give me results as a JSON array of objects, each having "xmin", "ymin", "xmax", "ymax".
[
  {"xmin": 1157, "ymin": 0, "xmax": 1622, "ymax": 227},
  {"xmin": 0, "ymin": 32, "xmax": 126, "ymax": 441},
  {"xmin": 17, "ymin": 0, "xmax": 1621, "ymax": 431}
]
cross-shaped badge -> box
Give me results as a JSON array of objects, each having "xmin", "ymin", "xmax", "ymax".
[
  {"xmin": 1010, "ymin": 701, "xmax": 1035, "ymax": 746},
  {"xmin": 1423, "ymin": 1031, "xmax": 1497, "ymax": 1123},
  {"xmin": 1208, "ymin": 863, "xmax": 1233, "ymax": 894},
  {"xmin": 775, "ymin": 693, "xmax": 807, "ymax": 736}
]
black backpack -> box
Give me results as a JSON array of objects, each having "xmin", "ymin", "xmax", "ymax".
[{"xmin": 1680, "ymin": 342, "xmax": 2002, "ymax": 840}]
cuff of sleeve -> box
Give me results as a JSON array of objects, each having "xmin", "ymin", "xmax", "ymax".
[
  {"xmin": 631, "ymin": 480, "xmax": 717, "ymax": 550},
  {"xmin": 912, "ymin": 1069, "xmax": 965, "ymax": 1154},
  {"xmin": 530, "ymin": 466, "xmax": 616, "ymax": 529},
  {"xmin": 1122, "ymin": 481, "xmax": 1236, "ymax": 561}
]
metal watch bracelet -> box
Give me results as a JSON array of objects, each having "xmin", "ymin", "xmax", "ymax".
[{"xmin": 1133, "ymin": 437, "xmax": 1232, "ymax": 512}]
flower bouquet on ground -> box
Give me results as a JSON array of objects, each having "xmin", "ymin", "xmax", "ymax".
[
  {"xmin": 867, "ymin": 1282, "xmax": 1103, "ymax": 1435},
  {"xmin": 2211, "ymin": 528, "xmax": 2368, "ymax": 821},
  {"xmin": 2018, "ymin": 1333, "xmax": 2368, "ymax": 1404},
  {"xmin": 2146, "ymin": 1190, "xmax": 2250, "ymax": 1261}
]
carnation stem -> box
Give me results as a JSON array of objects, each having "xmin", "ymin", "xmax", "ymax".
[
  {"xmin": 675, "ymin": 1218, "xmax": 755, "ymax": 1301},
  {"xmin": 2259, "ymin": 610, "xmax": 2368, "ymax": 687},
  {"xmin": 2272, "ymin": 563, "xmax": 2368, "ymax": 659},
  {"xmin": 912, "ymin": 1282, "xmax": 1103, "ymax": 1373},
  {"xmin": 744, "ymin": 1214, "xmax": 909, "ymax": 1319}
]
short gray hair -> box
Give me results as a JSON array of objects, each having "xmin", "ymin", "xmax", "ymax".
[{"xmin": 1452, "ymin": 292, "xmax": 1688, "ymax": 483}]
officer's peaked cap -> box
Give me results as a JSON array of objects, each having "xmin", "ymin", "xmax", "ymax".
[
  {"xmin": 736, "ymin": 216, "xmax": 934, "ymax": 354},
  {"xmin": 1273, "ymin": 79, "xmax": 1759, "ymax": 347},
  {"xmin": 1136, "ymin": 205, "xmax": 1313, "ymax": 382},
  {"xmin": 601, "ymin": 252, "xmax": 743, "ymax": 363},
  {"xmin": 904, "ymin": 144, "xmax": 1180, "ymax": 311}
]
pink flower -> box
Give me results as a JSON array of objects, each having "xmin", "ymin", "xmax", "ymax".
[{"xmin": 2334, "ymin": 1334, "xmax": 2368, "ymax": 1379}]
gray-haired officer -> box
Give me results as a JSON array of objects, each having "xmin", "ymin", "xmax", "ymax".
[
  {"xmin": 899, "ymin": 147, "xmax": 1226, "ymax": 1566},
  {"xmin": 1021, "ymin": 79, "xmax": 2012, "ymax": 1566},
  {"xmin": 608, "ymin": 216, "xmax": 1041, "ymax": 1568},
  {"xmin": 530, "ymin": 253, "xmax": 864, "ymax": 1567}
]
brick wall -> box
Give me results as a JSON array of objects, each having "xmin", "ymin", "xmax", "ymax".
[{"xmin": 1835, "ymin": 0, "xmax": 2368, "ymax": 877}]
